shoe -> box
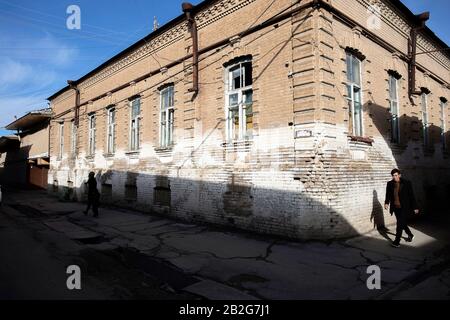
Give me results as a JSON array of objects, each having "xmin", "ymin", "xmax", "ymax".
[
  {"xmin": 93, "ymin": 214, "xmax": 99, "ymax": 218},
  {"xmin": 406, "ymin": 234, "xmax": 414, "ymax": 242},
  {"xmin": 391, "ymin": 241, "xmax": 400, "ymax": 248},
  {"xmin": 83, "ymin": 211, "xmax": 88, "ymax": 216}
]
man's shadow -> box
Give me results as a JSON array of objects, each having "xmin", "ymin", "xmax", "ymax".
[{"xmin": 371, "ymin": 190, "xmax": 392, "ymax": 241}]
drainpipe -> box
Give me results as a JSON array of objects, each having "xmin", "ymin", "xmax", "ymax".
[
  {"xmin": 182, "ymin": 2, "xmax": 199, "ymax": 94},
  {"xmin": 67, "ymin": 80, "xmax": 80, "ymax": 126},
  {"xmin": 408, "ymin": 12, "xmax": 429, "ymax": 99}
]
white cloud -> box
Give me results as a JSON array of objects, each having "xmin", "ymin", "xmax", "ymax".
[
  {"xmin": 0, "ymin": 57, "xmax": 57, "ymax": 90},
  {"xmin": 54, "ymin": 46, "xmax": 78, "ymax": 66},
  {"xmin": 0, "ymin": 30, "xmax": 84, "ymax": 129},
  {"xmin": 0, "ymin": 58, "xmax": 31, "ymax": 86},
  {"xmin": 0, "ymin": 93, "xmax": 48, "ymax": 128},
  {"xmin": 0, "ymin": 33, "xmax": 78, "ymax": 126},
  {"xmin": 36, "ymin": 34, "xmax": 79, "ymax": 66},
  {"xmin": 0, "ymin": 33, "xmax": 79, "ymax": 67}
]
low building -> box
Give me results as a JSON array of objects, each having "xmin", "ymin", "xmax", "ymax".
[
  {"xmin": 0, "ymin": 109, "xmax": 52, "ymax": 189},
  {"xmin": 47, "ymin": 0, "xmax": 450, "ymax": 239}
]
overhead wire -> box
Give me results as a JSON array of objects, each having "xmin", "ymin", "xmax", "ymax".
[
  {"xmin": 50, "ymin": 1, "xmax": 305, "ymax": 122},
  {"xmin": 0, "ymin": 0, "xmax": 128, "ymax": 36}
]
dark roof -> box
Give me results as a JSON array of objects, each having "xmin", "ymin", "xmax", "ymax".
[
  {"xmin": 5, "ymin": 108, "xmax": 52, "ymax": 131},
  {"xmin": 47, "ymin": 0, "xmax": 449, "ymax": 101}
]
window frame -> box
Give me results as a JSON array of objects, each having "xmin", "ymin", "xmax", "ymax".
[
  {"xmin": 88, "ymin": 113, "xmax": 96, "ymax": 157},
  {"xmin": 58, "ymin": 122, "xmax": 64, "ymax": 159},
  {"xmin": 106, "ymin": 106, "xmax": 116, "ymax": 154},
  {"xmin": 129, "ymin": 97, "xmax": 141, "ymax": 151},
  {"xmin": 441, "ymin": 99, "xmax": 447, "ymax": 150},
  {"xmin": 224, "ymin": 58, "xmax": 253, "ymax": 142},
  {"xmin": 421, "ymin": 92, "xmax": 429, "ymax": 147},
  {"xmin": 345, "ymin": 52, "xmax": 364, "ymax": 137},
  {"xmin": 159, "ymin": 86, "xmax": 175, "ymax": 148},
  {"xmin": 388, "ymin": 74, "xmax": 400, "ymax": 144},
  {"xmin": 71, "ymin": 120, "xmax": 77, "ymax": 156}
]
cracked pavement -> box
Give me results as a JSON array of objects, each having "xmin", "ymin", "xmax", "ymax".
[{"xmin": 2, "ymin": 188, "xmax": 449, "ymax": 300}]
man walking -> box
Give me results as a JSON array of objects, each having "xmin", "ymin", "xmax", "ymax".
[
  {"xmin": 84, "ymin": 171, "xmax": 100, "ymax": 218},
  {"xmin": 384, "ymin": 169, "xmax": 419, "ymax": 247}
]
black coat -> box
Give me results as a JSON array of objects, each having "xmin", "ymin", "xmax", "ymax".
[
  {"xmin": 384, "ymin": 178, "xmax": 418, "ymax": 215},
  {"xmin": 87, "ymin": 177, "xmax": 100, "ymax": 203}
]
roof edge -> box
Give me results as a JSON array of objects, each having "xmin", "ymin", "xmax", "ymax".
[
  {"xmin": 47, "ymin": 0, "xmax": 218, "ymax": 101},
  {"xmin": 47, "ymin": 0, "xmax": 449, "ymax": 102},
  {"xmin": 5, "ymin": 108, "xmax": 52, "ymax": 130},
  {"xmin": 390, "ymin": 0, "xmax": 449, "ymax": 54}
]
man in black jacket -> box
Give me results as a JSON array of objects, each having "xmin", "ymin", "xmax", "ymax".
[
  {"xmin": 384, "ymin": 169, "xmax": 419, "ymax": 247},
  {"xmin": 84, "ymin": 172, "xmax": 100, "ymax": 218}
]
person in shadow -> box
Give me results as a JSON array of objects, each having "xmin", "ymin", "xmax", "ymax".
[
  {"xmin": 371, "ymin": 190, "xmax": 388, "ymax": 233},
  {"xmin": 84, "ymin": 171, "xmax": 100, "ymax": 218},
  {"xmin": 384, "ymin": 168, "xmax": 419, "ymax": 247}
]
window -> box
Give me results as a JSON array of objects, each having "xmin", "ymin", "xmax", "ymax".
[
  {"xmin": 346, "ymin": 52, "xmax": 363, "ymax": 137},
  {"xmin": 125, "ymin": 184, "xmax": 137, "ymax": 201},
  {"xmin": 130, "ymin": 97, "xmax": 141, "ymax": 151},
  {"xmin": 225, "ymin": 58, "xmax": 253, "ymax": 141},
  {"xmin": 159, "ymin": 86, "xmax": 174, "ymax": 148},
  {"xmin": 106, "ymin": 107, "xmax": 116, "ymax": 154},
  {"xmin": 441, "ymin": 99, "xmax": 447, "ymax": 150},
  {"xmin": 59, "ymin": 122, "xmax": 64, "ymax": 159},
  {"xmin": 388, "ymin": 74, "xmax": 400, "ymax": 143},
  {"xmin": 101, "ymin": 183, "xmax": 112, "ymax": 201},
  {"xmin": 71, "ymin": 120, "xmax": 77, "ymax": 155},
  {"xmin": 88, "ymin": 113, "xmax": 96, "ymax": 156},
  {"xmin": 421, "ymin": 92, "xmax": 429, "ymax": 147},
  {"xmin": 154, "ymin": 176, "xmax": 171, "ymax": 207}
]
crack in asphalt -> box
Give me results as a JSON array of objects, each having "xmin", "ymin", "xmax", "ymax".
[{"xmin": 5, "ymin": 195, "xmax": 450, "ymax": 300}]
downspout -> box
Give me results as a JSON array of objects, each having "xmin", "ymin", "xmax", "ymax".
[
  {"xmin": 67, "ymin": 80, "xmax": 80, "ymax": 157},
  {"xmin": 47, "ymin": 110, "xmax": 51, "ymax": 163},
  {"xmin": 67, "ymin": 80, "xmax": 80, "ymax": 126},
  {"xmin": 51, "ymin": 0, "xmax": 321, "ymax": 119},
  {"xmin": 182, "ymin": 2, "xmax": 199, "ymax": 94},
  {"xmin": 408, "ymin": 12, "xmax": 429, "ymax": 99}
]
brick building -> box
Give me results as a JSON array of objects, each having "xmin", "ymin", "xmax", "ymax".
[
  {"xmin": 48, "ymin": 0, "xmax": 450, "ymax": 239},
  {"xmin": 0, "ymin": 108, "xmax": 51, "ymax": 189}
]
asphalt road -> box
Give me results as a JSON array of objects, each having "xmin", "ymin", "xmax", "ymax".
[
  {"xmin": 0, "ymin": 207, "xmax": 104, "ymax": 299},
  {"xmin": 0, "ymin": 204, "xmax": 196, "ymax": 300}
]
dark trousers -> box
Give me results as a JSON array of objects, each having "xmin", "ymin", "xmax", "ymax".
[
  {"xmin": 85, "ymin": 196, "xmax": 99, "ymax": 216},
  {"xmin": 393, "ymin": 207, "xmax": 412, "ymax": 242}
]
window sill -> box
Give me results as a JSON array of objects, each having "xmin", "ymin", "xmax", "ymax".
[
  {"xmin": 125, "ymin": 150, "xmax": 140, "ymax": 156},
  {"xmin": 103, "ymin": 153, "xmax": 115, "ymax": 158},
  {"xmin": 154, "ymin": 203, "xmax": 171, "ymax": 208},
  {"xmin": 390, "ymin": 143, "xmax": 408, "ymax": 152},
  {"xmin": 221, "ymin": 139, "xmax": 253, "ymax": 149},
  {"xmin": 348, "ymin": 135, "xmax": 374, "ymax": 145},
  {"xmin": 85, "ymin": 154, "xmax": 95, "ymax": 162},
  {"xmin": 155, "ymin": 145, "xmax": 174, "ymax": 153}
]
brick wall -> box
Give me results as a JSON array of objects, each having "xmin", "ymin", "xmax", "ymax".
[{"xmin": 48, "ymin": 0, "xmax": 450, "ymax": 240}]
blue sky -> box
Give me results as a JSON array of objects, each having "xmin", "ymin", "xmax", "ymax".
[{"xmin": 0, "ymin": 0, "xmax": 448, "ymax": 135}]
